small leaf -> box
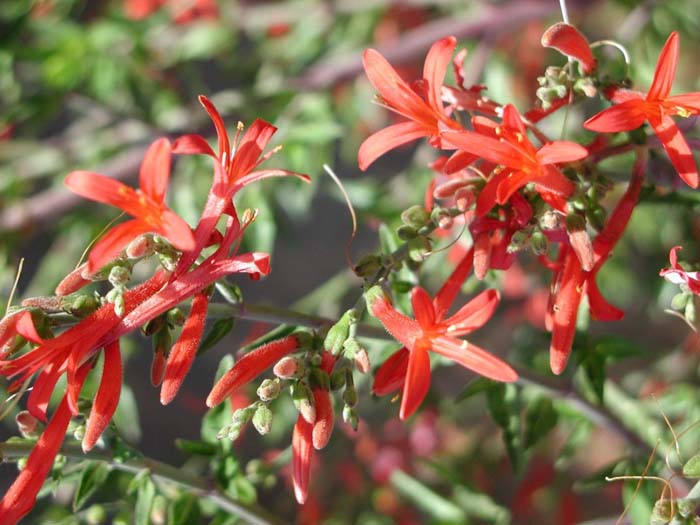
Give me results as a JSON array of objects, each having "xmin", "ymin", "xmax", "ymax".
[
  {"xmin": 167, "ymin": 493, "xmax": 201, "ymax": 525},
  {"xmin": 390, "ymin": 470, "xmax": 466, "ymax": 523},
  {"xmin": 175, "ymin": 439, "xmax": 218, "ymax": 456},
  {"xmin": 524, "ymin": 397, "xmax": 558, "ymax": 449},
  {"xmin": 73, "ymin": 461, "xmax": 110, "ymax": 511},
  {"xmin": 683, "ymin": 454, "xmax": 700, "ymax": 478},
  {"xmin": 198, "ymin": 318, "xmax": 235, "ymax": 356},
  {"xmin": 135, "ymin": 477, "xmax": 156, "ymax": 525}
]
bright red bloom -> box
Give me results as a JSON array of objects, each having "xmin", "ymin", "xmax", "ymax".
[
  {"xmin": 584, "ymin": 32, "xmax": 700, "ymax": 188},
  {"xmin": 660, "ymin": 246, "xmax": 700, "ymax": 294},
  {"xmin": 441, "ymin": 104, "xmax": 588, "ymax": 215},
  {"xmin": 358, "ymin": 36, "xmax": 462, "ymax": 170},
  {"xmin": 65, "ymin": 138, "xmax": 195, "ymax": 274},
  {"xmin": 541, "ymin": 23, "xmax": 596, "ymax": 74},
  {"xmin": 369, "ymin": 252, "xmax": 517, "ymax": 419}
]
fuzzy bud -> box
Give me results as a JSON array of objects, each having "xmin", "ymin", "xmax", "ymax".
[
  {"xmin": 67, "ymin": 294, "xmax": 100, "ymax": 318},
  {"xmin": 353, "ymin": 347, "xmax": 370, "ymax": 374},
  {"xmin": 252, "ymin": 404, "xmax": 273, "ymax": 435},
  {"xmin": 530, "ymin": 230, "xmax": 548, "ymax": 255},
  {"xmin": 16, "ymin": 410, "xmax": 41, "ymax": 438},
  {"xmin": 353, "ymin": 254, "xmax": 382, "ymax": 279},
  {"xmin": 273, "ymin": 356, "xmax": 299, "ymax": 379},
  {"xmin": 126, "ymin": 235, "xmax": 155, "ymax": 259},
  {"xmin": 108, "ymin": 265, "xmax": 131, "ymax": 288},
  {"xmin": 292, "ymin": 382, "xmax": 316, "ymax": 423},
  {"xmin": 324, "ymin": 309, "xmax": 355, "ymax": 356},
  {"xmin": 257, "ymin": 378, "xmax": 281, "ymax": 401},
  {"xmin": 113, "ymin": 294, "xmax": 125, "ymax": 317}
]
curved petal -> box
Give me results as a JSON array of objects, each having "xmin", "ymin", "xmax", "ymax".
[
  {"xmin": 434, "ymin": 247, "xmax": 474, "ymax": 319},
  {"xmin": 541, "ymin": 22, "xmax": 596, "ymax": 74},
  {"xmin": 536, "ymin": 141, "xmax": 588, "ymax": 165},
  {"xmin": 172, "ymin": 134, "xmax": 217, "ymax": 157},
  {"xmin": 431, "ymin": 336, "xmax": 517, "ymax": 382},
  {"xmin": 229, "ymin": 119, "xmax": 278, "ymax": 178},
  {"xmin": 411, "ymin": 287, "xmax": 436, "ymax": 329},
  {"xmin": 608, "ymin": 88, "xmax": 645, "ymax": 104},
  {"xmin": 199, "ymin": 95, "xmax": 230, "ymax": 159},
  {"xmin": 358, "ymin": 121, "xmax": 428, "ymax": 171},
  {"xmin": 444, "ymin": 149, "xmax": 479, "ymax": 174},
  {"xmin": 160, "ymin": 293, "xmax": 210, "ymax": 405},
  {"xmin": 399, "ymin": 343, "xmax": 431, "ymax": 420},
  {"xmin": 649, "ymin": 114, "xmax": 699, "ymax": 188},
  {"xmin": 139, "ymin": 137, "xmax": 172, "ymax": 203},
  {"xmin": 667, "ymin": 93, "xmax": 700, "ymax": 113},
  {"xmin": 372, "ymin": 347, "xmax": 409, "ymax": 396},
  {"xmin": 648, "ymin": 32, "xmax": 679, "ymax": 101},
  {"xmin": 475, "ymin": 168, "xmax": 512, "ymax": 216},
  {"xmin": 15, "ymin": 310, "xmax": 44, "ymax": 345},
  {"xmin": 367, "ymin": 295, "xmax": 421, "ymax": 350},
  {"xmin": 549, "ymin": 251, "xmax": 585, "ymax": 374},
  {"xmin": 83, "ymin": 340, "xmax": 122, "ymax": 451},
  {"xmin": 27, "ymin": 360, "xmax": 61, "ymax": 422},
  {"xmin": 534, "ymin": 166, "xmax": 575, "ymax": 197},
  {"xmin": 502, "ymin": 104, "xmax": 527, "ymax": 135},
  {"xmin": 232, "ymin": 169, "xmax": 311, "ymax": 194},
  {"xmin": 443, "ymin": 289, "xmax": 500, "ymax": 336},
  {"xmin": 587, "ymin": 278, "xmax": 624, "ymax": 321},
  {"xmin": 442, "ymin": 130, "xmax": 524, "ymax": 169},
  {"xmin": 87, "ymin": 220, "xmax": 152, "ymax": 274},
  {"xmin": 159, "ymin": 209, "xmax": 195, "ymax": 252},
  {"xmin": 423, "ymin": 36, "xmax": 457, "ymax": 111},
  {"xmin": 362, "ymin": 48, "xmax": 432, "ymax": 121},
  {"xmin": 292, "ymin": 416, "xmax": 313, "ymax": 504},
  {"xmin": 583, "ymin": 100, "xmax": 648, "ymax": 133},
  {"xmin": 65, "ymin": 171, "xmax": 144, "ymax": 217}
]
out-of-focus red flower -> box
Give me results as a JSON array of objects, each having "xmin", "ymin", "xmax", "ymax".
[
  {"xmin": 584, "ymin": 32, "xmax": 700, "ymax": 188},
  {"xmin": 660, "ymin": 245, "xmax": 700, "ymax": 294}
]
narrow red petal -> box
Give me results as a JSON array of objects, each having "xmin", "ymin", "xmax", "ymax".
[
  {"xmin": 172, "ymin": 134, "xmax": 217, "ymax": 157},
  {"xmin": 139, "ymin": 137, "xmax": 171, "ymax": 203},
  {"xmin": 536, "ymin": 141, "xmax": 588, "ymax": 165},
  {"xmin": 475, "ymin": 168, "xmax": 511, "ymax": 216},
  {"xmin": 541, "ymin": 23, "xmax": 596, "ymax": 74},
  {"xmin": 410, "ymin": 287, "xmax": 436, "ymax": 329},
  {"xmin": 83, "ymin": 340, "xmax": 122, "ymax": 451},
  {"xmin": 65, "ymin": 171, "xmax": 142, "ymax": 215},
  {"xmin": 443, "ymin": 289, "xmax": 500, "ymax": 336},
  {"xmin": 666, "ymin": 93, "xmax": 700, "ymax": 113},
  {"xmin": 501, "ymin": 104, "xmax": 527, "ymax": 135},
  {"xmin": 441, "ymin": 130, "xmax": 524, "ymax": 169},
  {"xmin": 206, "ymin": 335, "xmax": 299, "ymax": 407},
  {"xmin": 27, "ymin": 360, "xmax": 61, "ymax": 422},
  {"xmin": 434, "ymin": 248, "xmax": 474, "ymax": 319},
  {"xmin": 160, "ymin": 293, "xmax": 210, "ymax": 405},
  {"xmin": 159, "ymin": 209, "xmax": 195, "ymax": 252},
  {"xmin": 583, "ymin": 101, "xmax": 648, "ymax": 133},
  {"xmin": 399, "ymin": 343, "xmax": 431, "ymax": 420},
  {"xmin": 87, "ymin": 220, "xmax": 152, "ymax": 274},
  {"xmin": 443, "ymin": 149, "xmax": 478, "ymax": 174},
  {"xmin": 292, "ymin": 415, "xmax": 313, "ymax": 504},
  {"xmin": 432, "ymin": 336, "xmax": 518, "ymax": 382},
  {"xmin": 423, "ymin": 36, "xmax": 457, "ymax": 111},
  {"xmin": 367, "ymin": 295, "xmax": 421, "ymax": 349},
  {"xmin": 358, "ymin": 121, "xmax": 428, "ymax": 171},
  {"xmin": 372, "ymin": 347, "xmax": 409, "ymax": 396},
  {"xmin": 198, "ymin": 95, "xmax": 230, "ymax": 159},
  {"xmin": 649, "ymin": 114, "xmax": 699, "ymax": 188},
  {"xmin": 549, "ymin": 251, "xmax": 585, "ymax": 374},
  {"xmin": 229, "ymin": 119, "xmax": 278, "ymax": 179},
  {"xmin": 647, "ymin": 32, "xmax": 679, "ymax": 101},
  {"xmin": 587, "ymin": 278, "xmax": 624, "ymax": 321}
]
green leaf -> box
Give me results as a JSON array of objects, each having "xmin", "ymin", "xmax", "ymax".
[
  {"xmin": 486, "ymin": 383, "xmax": 523, "ymax": 473},
  {"xmin": 135, "ymin": 476, "xmax": 156, "ymax": 525},
  {"xmin": 175, "ymin": 439, "xmax": 219, "ymax": 456},
  {"xmin": 456, "ymin": 377, "xmax": 497, "ymax": 403},
  {"xmin": 167, "ymin": 493, "xmax": 201, "ymax": 525},
  {"xmin": 390, "ymin": 470, "xmax": 466, "ymax": 523},
  {"xmin": 197, "ymin": 318, "xmax": 235, "ymax": 356},
  {"xmin": 683, "ymin": 454, "xmax": 700, "ymax": 478},
  {"xmin": 452, "ymin": 485, "xmax": 511, "ymax": 524},
  {"xmin": 73, "ymin": 461, "xmax": 110, "ymax": 511},
  {"xmin": 524, "ymin": 397, "xmax": 558, "ymax": 449}
]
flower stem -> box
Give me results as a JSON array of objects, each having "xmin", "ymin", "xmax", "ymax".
[{"xmin": 0, "ymin": 440, "xmax": 282, "ymax": 525}]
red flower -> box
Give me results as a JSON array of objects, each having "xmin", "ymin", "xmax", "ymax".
[
  {"xmin": 541, "ymin": 23, "xmax": 596, "ymax": 74},
  {"xmin": 368, "ymin": 252, "xmax": 517, "ymax": 419},
  {"xmin": 441, "ymin": 104, "xmax": 588, "ymax": 215},
  {"xmin": 584, "ymin": 32, "xmax": 700, "ymax": 188},
  {"xmin": 358, "ymin": 36, "xmax": 462, "ymax": 170},
  {"xmin": 660, "ymin": 246, "xmax": 700, "ymax": 294},
  {"xmin": 65, "ymin": 138, "xmax": 195, "ymax": 274}
]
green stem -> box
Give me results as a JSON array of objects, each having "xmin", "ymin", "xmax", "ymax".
[{"xmin": 0, "ymin": 440, "xmax": 281, "ymax": 525}]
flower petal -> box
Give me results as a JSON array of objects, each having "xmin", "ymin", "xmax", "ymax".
[
  {"xmin": 399, "ymin": 343, "xmax": 431, "ymax": 420},
  {"xmin": 541, "ymin": 22, "xmax": 596, "ymax": 74},
  {"xmin": 441, "ymin": 130, "xmax": 524, "ymax": 169},
  {"xmin": 666, "ymin": 93, "xmax": 700, "ymax": 113},
  {"xmin": 443, "ymin": 289, "xmax": 500, "ymax": 336},
  {"xmin": 502, "ymin": 104, "xmax": 527, "ymax": 136},
  {"xmin": 475, "ymin": 167, "xmax": 512, "ymax": 216},
  {"xmin": 65, "ymin": 171, "xmax": 143, "ymax": 217},
  {"xmin": 139, "ymin": 138, "xmax": 172, "ymax": 203},
  {"xmin": 199, "ymin": 95, "xmax": 230, "ymax": 159},
  {"xmin": 647, "ymin": 32, "xmax": 679, "ymax": 101},
  {"xmin": 367, "ymin": 293, "xmax": 421, "ymax": 349},
  {"xmin": 583, "ymin": 100, "xmax": 648, "ymax": 133},
  {"xmin": 536, "ymin": 141, "xmax": 588, "ymax": 165},
  {"xmin": 83, "ymin": 340, "xmax": 122, "ymax": 452},
  {"xmin": 372, "ymin": 347, "xmax": 409, "ymax": 396},
  {"xmin": 87, "ymin": 220, "xmax": 153, "ymax": 274},
  {"xmin": 229, "ymin": 119, "xmax": 278, "ymax": 178},
  {"xmin": 172, "ymin": 134, "xmax": 217, "ymax": 157},
  {"xmin": 431, "ymin": 336, "xmax": 517, "ymax": 382},
  {"xmin": 648, "ymin": 113, "xmax": 699, "ymax": 188},
  {"xmin": 358, "ymin": 121, "xmax": 428, "ymax": 171},
  {"xmin": 434, "ymin": 248, "xmax": 474, "ymax": 319},
  {"xmin": 587, "ymin": 278, "xmax": 624, "ymax": 321},
  {"xmin": 159, "ymin": 209, "xmax": 195, "ymax": 252},
  {"xmin": 411, "ymin": 287, "xmax": 436, "ymax": 329},
  {"xmin": 423, "ymin": 36, "xmax": 457, "ymax": 111}
]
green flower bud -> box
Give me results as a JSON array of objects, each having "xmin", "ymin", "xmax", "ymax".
[
  {"xmin": 401, "ymin": 205, "xmax": 431, "ymax": 229},
  {"xmin": 342, "ymin": 405, "xmax": 359, "ymax": 431},
  {"xmin": 257, "ymin": 378, "xmax": 281, "ymax": 401},
  {"xmin": 530, "ymin": 230, "xmax": 548, "ymax": 255},
  {"xmin": 324, "ymin": 309, "xmax": 356, "ymax": 355},
  {"xmin": 108, "ymin": 265, "xmax": 131, "ymax": 288},
  {"xmin": 85, "ymin": 504, "xmax": 107, "ymax": 525},
  {"xmin": 397, "ymin": 225, "xmax": 418, "ymax": 240},
  {"xmin": 330, "ymin": 369, "xmax": 347, "ymax": 391},
  {"xmin": 353, "ymin": 254, "xmax": 382, "ymax": 279},
  {"xmin": 252, "ymin": 404, "xmax": 273, "ymax": 435},
  {"xmin": 166, "ymin": 308, "xmax": 186, "ymax": 327},
  {"xmin": 113, "ymin": 294, "xmax": 125, "ymax": 317},
  {"xmin": 672, "ymin": 292, "xmax": 690, "ymax": 311},
  {"xmin": 67, "ymin": 294, "xmax": 100, "ymax": 318}
]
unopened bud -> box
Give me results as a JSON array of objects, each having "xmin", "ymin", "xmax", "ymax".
[
  {"xmin": 126, "ymin": 235, "xmax": 154, "ymax": 259},
  {"xmin": 108, "ymin": 265, "xmax": 131, "ymax": 288},
  {"xmin": 430, "ymin": 207, "xmax": 451, "ymax": 229},
  {"xmin": 67, "ymin": 294, "xmax": 100, "ymax": 318},
  {"xmin": 73, "ymin": 424, "xmax": 85, "ymax": 441},
  {"xmin": 113, "ymin": 294, "xmax": 125, "ymax": 317},
  {"xmin": 530, "ymin": 230, "xmax": 548, "ymax": 255},
  {"xmin": 401, "ymin": 205, "xmax": 431, "ymax": 229},
  {"xmin": 651, "ymin": 499, "xmax": 672, "ymax": 524},
  {"xmin": 540, "ymin": 210, "xmax": 562, "ymax": 230},
  {"xmin": 672, "ymin": 292, "xmax": 690, "ymax": 311},
  {"xmin": 342, "ymin": 405, "xmax": 359, "ymax": 431},
  {"xmin": 343, "ymin": 376, "xmax": 358, "ymax": 408},
  {"xmin": 257, "ymin": 378, "xmax": 281, "ymax": 401},
  {"xmin": 353, "ymin": 347, "xmax": 370, "ymax": 374},
  {"xmin": 330, "ymin": 370, "xmax": 346, "ymax": 391},
  {"xmin": 353, "ymin": 254, "xmax": 382, "ymax": 279},
  {"xmin": 292, "ymin": 382, "xmax": 316, "ymax": 423},
  {"xmin": 16, "ymin": 411, "xmax": 41, "ymax": 438},
  {"xmin": 589, "ymin": 205, "xmax": 607, "ymax": 231},
  {"xmin": 310, "ymin": 354, "xmax": 323, "ymax": 367},
  {"xmin": 397, "ymin": 225, "xmax": 418, "ymax": 240},
  {"xmin": 677, "ymin": 498, "xmax": 695, "ymax": 518},
  {"xmin": 85, "ymin": 504, "xmax": 107, "ymax": 525},
  {"xmin": 166, "ymin": 308, "xmax": 186, "ymax": 327},
  {"xmin": 273, "ymin": 356, "xmax": 299, "ymax": 379},
  {"xmin": 574, "ymin": 77, "xmax": 597, "ymax": 98},
  {"xmin": 150, "ymin": 350, "xmax": 167, "ymax": 387},
  {"xmin": 324, "ymin": 309, "xmax": 355, "ymax": 355},
  {"xmin": 252, "ymin": 404, "xmax": 273, "ymax": 435}
]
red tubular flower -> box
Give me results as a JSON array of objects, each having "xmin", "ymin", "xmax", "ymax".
[
  {"xmin": 541, "ymin": 23, "xmax": 596, "ymax": 74},
  {"xmin": 311, "ymin": 352, "xmax": 336, "ymax": 451},
  {"xmin": 368, "ymin": 251, "xmax": 517, "ymax": 419},
  {"xmin": 358, "ymin": 36, "xmax": 462, "ymax": 170},
  {"xmin": 0, "ymin": 310, "xmax": 43, "ymax": 354},
  {"xmin": 160, "ymin": 291, "xmax": 210, "ymax": 405},
  {"xmin": 292, "ymin": 415, "xmax": 313, "ymax": 504},
  {"xmin": 83, "ymin": 340, "xmax": 122, "ymax": 452},
  {"xmin": 660, "ymin": 246, "xmax": 700, "ymax": 294},
  {"xmin": 584, "ymin": 32, "xmax": 700, "ymax": 188},
  {"xmin": 441, "ymin": 105, "xmax": 588, "ymax": 215},
  {"xmin": 206, "ymin": 334, "xmax": 301, "ymax": 407},
  {"xmin": 65, "ymin": 138, "xmax": 195, "ymax": 274}
]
